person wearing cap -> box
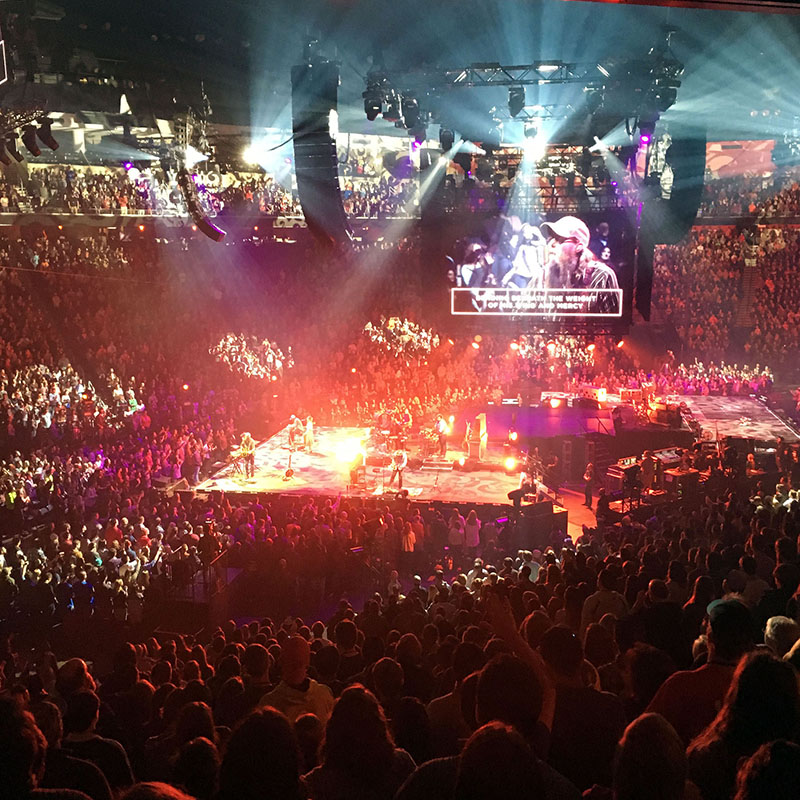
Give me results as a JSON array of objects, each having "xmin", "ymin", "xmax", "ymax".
[
  {"xmin": 540, "ymin": 215, "xmax": 620, "ymax": 313},
  {"xmin": 646, "ymin": 597, "xmax": 754, "ymax": 745}
]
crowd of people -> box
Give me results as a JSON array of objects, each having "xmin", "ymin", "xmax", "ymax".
[
  {"xmin": 4, "ymin": 471, "xmax": 800, "ymax": 799},
  {"xmin": 210, "ymin": 334, "xmax": 293, "ymax": 383},
  {"xmin": 363, "ymin": 318, "xmax": 440, "ymax": 360},
  {"xmin": 0, "ymin": 163, "xmax": 798, "ymax": 798},
  {"xmin": 699, "ymin": 170, "xmax": 800, "ymax": 219},
  {"xmin": 653, "ymin": 228, "xmax": 745, "ymax": 359}
]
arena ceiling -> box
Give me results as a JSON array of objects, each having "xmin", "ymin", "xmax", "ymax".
[{"xmin": 19, "ymin": 0, "xmax": 800, "ymax": 140}]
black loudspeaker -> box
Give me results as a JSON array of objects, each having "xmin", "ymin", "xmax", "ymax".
[
  {"xmin": 291, "ymin": 61, "xmax": 352, "ymax": 245},
  {"xmin": 635, "ymin": 233, "xmax": 655, "ymax": 321},
  {"xmin": 641, "ymin": 133, "xmax": 707, "ymax": 247},
  {"xmin": 667, "ymin": 135, "xmax": 707, "ymax": 238}
]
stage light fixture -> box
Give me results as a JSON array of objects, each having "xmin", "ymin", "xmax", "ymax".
[
  {"xmin": 21, "ymin": 126, "xmax": 40, "ymax": 157},
  {"xmin": 439, "ymin": 127, "xmax": 454, "ymax": 153},
  {"xmin": 549, "ymin": 397, "xmax": 561, "ymax": 409},
  {"xmin": 509, "ymin": 430, "xmax": 518, "ymax": 442},
  {"xmin": 383, "ymin": 92, "xmax": 402, "ymax": 123},
  {"xmin": 638, "ymin": 114, "xmax": 657, "ymax": 146},
  {"xmin": 401, "ymin": 95, "xmax": 419, "ymax": 129},
  {"xmin": 508, "ymin": 86, "xmax": 525, "ymax": 118},
  {"xmin": 410, "ymin": 124, "xmax": 426, "ymax": 146},
  {"xmin": 5, "ymin": 135, "xmax": 23, "ymax": 162},
  {"xmin": 524, "ymin": 121, "xmax": 538, "ymax": 139},
  {"xmin": 36, "ymin": 118, "xmax": 59, "ymax": 151},
  {"xmin": 504, "ymin": 456, "xmax": 518, "ymax": 472},
  {"xmin": 364, "ymin": 94, "xmax": 382, "ymax": 121}
]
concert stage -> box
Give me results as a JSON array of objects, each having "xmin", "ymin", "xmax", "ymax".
[
  {"xmin": 197, "ymin": 426, "xmax": 524, "ymax": 506},
  {"xmin": 679, "ymin": 396, "xmax": 798, "ymax": 443}
]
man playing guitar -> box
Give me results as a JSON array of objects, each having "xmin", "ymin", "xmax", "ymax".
[{"xmin": 239, "ymin": 431, "xmax": 256, "ymax": 478}]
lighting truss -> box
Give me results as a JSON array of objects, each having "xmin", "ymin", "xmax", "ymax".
[{"xmin": 444, "ymin": 62, "xmax": 597, "ymax": 88}]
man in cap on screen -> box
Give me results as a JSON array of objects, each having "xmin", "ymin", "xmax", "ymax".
[{"xmin": 540, "ymin": 215, "xmax": 620, "ymax": 313}]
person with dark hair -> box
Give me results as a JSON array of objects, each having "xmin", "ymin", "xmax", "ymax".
[
  {"xmin": 120, "ymin": 784, "xmax": 192, "ymax": 800},
  {"xmin": 734, "ymin": 739, "xmax": 800, "ymax": 800},
  {"xmin": 583, "ymin": 623, "xmax": 617, "ymax": 669},
  {"xmin": 372, "ymin": 656, "xmax": 405, "ymax": 722},
  {"xmin": 62, "ymin": 691, "xmax": 134, "ymax": 793},
  {"xmin": 305, "ymin": 685, "xmax": 415, "ymax": 800},
  {"xmin": 218, "ymin": 707, "xmax": 305, "ymax": 800},
  {"xmin": 30, "ymin": 700, "xmax": 113, "ymax": 800},
  {"xmin": 236, "ymin": 643, "xmax": 273, "ymax": 717},
  {"xmin": 390, "ymin": 697, "xmax": 433, "ymax": 766},
  {"xmin": 172, "ymin": 736, "xmax": 219, "ymax": 800},
  {"xmin": 539, "ymin": 625, "xmax": 626, "ymax": 791},
  {"xmin": 395, "ymin": 653, "xmax": 580, "ymax": 800},
  {"xmin": 333, "ymin": 619, "xmax": 363, "ymax": 682},
  {"xmin": 682, "ymin": 575, "xmax": 716, "ymax": 645},
  {"xmin": 622, "ymin": 643, "xmax": 676, "ymax": 720},
  {"xmin": 426, "ymin": 641, "xmax": 485, "ymax": 757},
  {"xmin": 295, "ymin": 712, "xmax": 324, "ymax": 773},
  {"xmin": 647, "ymin": 598, "xmax": 754, "ymax": 745},
  {"xmin": 580, "ymin": 568, "xmax": 628, "ymax": 635},
  {"xmin": 687, "ymin": 652, "xmax": 800, "ymax": 800},
  {"xmin": 0, "ymin": 695, "xmax": 91, "ymax": 799},
  {"xmin": 452, "ymin": 722, "xmax": 544, "ymax": 800},
  {"xmin": 614, "ymin": 713, "xmax": 692, "ymax": 800}
]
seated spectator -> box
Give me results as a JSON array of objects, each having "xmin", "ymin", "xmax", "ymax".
[
  {"xmin": 613, "ymin": 713, "xmax": 695, "ymax": 800},
  {"xmin": 539, "ymin": 625, "xmax": 626, "ymax": 791},
  {"xmin": 580, "ymin": 568, "xmax": 628, "ymax": 635},
  {"xmin": 259, "ymin": 635, "xmax": 334, "ymax": 724},
  {"xmin": 172, "ymin": 737, "xmax": 219, "ymax": 800},
  {"xmin": 304, "ymin": 685, "xmax": 415, "ymax": 800},
  {"xmin": 121, "ymin": 784, "xmax": 192, "ymax": 800},
  {"xmin": 763, "ymin": 615, "xmax": 800, "ymax": 658},
  {"xmin": 647, "ymin": 598, "xmax": 754, "ymax": 745},
  {"xmin": 733, "ymin": 739, "xmax": 800, "ymax": 800},
  {"xmin": 426, "ymin": 641, "xmax": 485, "ymax": 757},
  {"xmin": 218, "ymin": 707, "xmax": 305, "ymax": 800},
  {"xmin": 0, "ymin": 694, "xmax": 91, "ymax": 799},
  {"xmin": 452, "ymin": 722, "xmax": 544, "ymax": 799},
  {"xmin": 687, "ymin": 652, "xmax": 800, "ymax": 800},
  {"xmin": 396, "ymin": 653, "xmax": 581, "ymax": 800},
  {"xmin": 61, "ymin": 691, "xmax": 134, "ymax": 793},
  {"xmin": 30, "ymin": 700, "xmax": 113, "ymax": 800}
]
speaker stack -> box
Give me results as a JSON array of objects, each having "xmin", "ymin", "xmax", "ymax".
[{"xmin": 291, "ymin": 60, "xmax": 352, "ymax": 245}]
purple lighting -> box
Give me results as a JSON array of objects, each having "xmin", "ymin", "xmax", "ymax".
[
  {"xmin": 124, "ymin": 162, "xmax": 133, "ymax": 170},
  {"xmin": 640, "ymin": 133, "xmax": 651, "ymax": 145}
]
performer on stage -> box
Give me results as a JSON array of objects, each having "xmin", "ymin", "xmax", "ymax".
[
  {"xmin": 239, "ymin": 431, "xmax": 256, "ymax": 479},
  {"xmin": 435, "ymin": 415, "xmax": 448, "ymax": 457},
  {"xmin": 288, "ymin": 415, "xmax": 304, "ymax": 450},
  {"xmin": 304, "ymin": 415, "xmax": 315, "ymax": 452},
  {"xmin": 388, "ymin": 447, "xmax": 408, "ymax": 490}
]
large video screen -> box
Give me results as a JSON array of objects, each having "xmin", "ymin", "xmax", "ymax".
[{"xmin": 446, "ymin": 211, "xmax": 634, "ymax": 322}]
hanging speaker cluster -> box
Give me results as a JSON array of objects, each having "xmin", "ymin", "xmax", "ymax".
[{"xmin": 177, "ymin": 167, "xmax": 226, "ymax": 242}]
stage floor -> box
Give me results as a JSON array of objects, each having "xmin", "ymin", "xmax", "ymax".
[
  {"xmin": 197, "ymin": 426, "xmax": 524, "ymax": 507},
  {"xmin": 679, "ymin": 396, "xmax": 798, "ymax": 443}
]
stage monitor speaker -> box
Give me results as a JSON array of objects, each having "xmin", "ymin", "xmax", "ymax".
[{"xmin": 291, "ymin": 61, "xmax": 352, "ymax": 246}]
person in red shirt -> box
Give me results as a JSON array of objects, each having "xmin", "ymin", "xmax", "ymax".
[{"xmin": 646, "ymin": 598, "xmax": 754, "ymax": 745}]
